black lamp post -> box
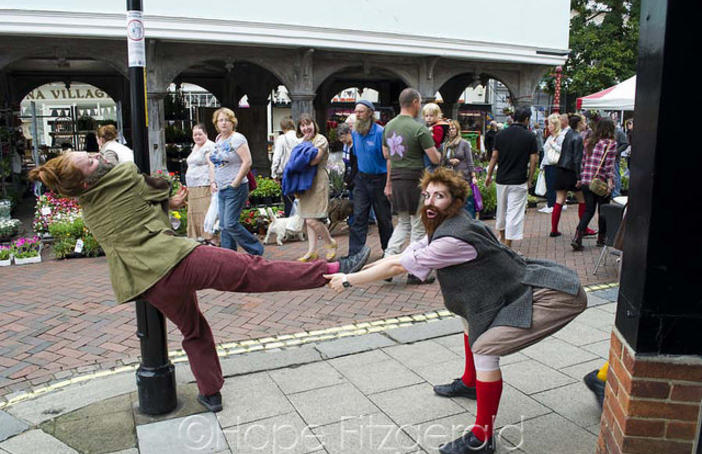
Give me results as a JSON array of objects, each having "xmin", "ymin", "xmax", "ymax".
[{"xmin": 126, "ymin": 0, "xmax": 177, "ymax": 415}]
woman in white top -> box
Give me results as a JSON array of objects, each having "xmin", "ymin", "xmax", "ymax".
[
  {"xmin": 185, "ymin": 123, "xmax": 217, "ymax": 243},
  {"xmin": 539, "ymin": 114, "xmax": 565, "ymax": 217},
  {"xmin": 208, "ymin": 108, "xmax": 264, "ymax": 255},
  {"xmin": 97, "ymin": 125, "xmax": 134, "ymax": 164}
]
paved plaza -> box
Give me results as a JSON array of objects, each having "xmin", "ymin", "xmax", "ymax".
[
  {"xmin": 0, "ymin": 286, "xmax": 617, "ymax": 453},
  {"xmin": 0, "ymin": 205, "xmax": 618, "ymax": 403}
]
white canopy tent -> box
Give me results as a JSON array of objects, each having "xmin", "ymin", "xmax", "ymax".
[{"xmin": 577, "ymin": 76, "xmax": 636, "ymax": 111}]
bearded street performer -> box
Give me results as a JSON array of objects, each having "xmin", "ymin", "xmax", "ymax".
[
  {"xmin": 29, "ymin": 152, "xmax": 371, "ymax": 414},
  {"xmin": 325, "ymin": 167, "xmax": 586, "ymax": 454}
]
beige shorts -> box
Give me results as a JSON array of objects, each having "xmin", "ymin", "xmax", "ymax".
[{"xmin": 459, "ymin": 286, "xmax": 587, "ymax": 356}]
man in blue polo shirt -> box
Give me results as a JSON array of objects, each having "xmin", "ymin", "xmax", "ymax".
[{"xmin": 347, "ymin": 100, "xmax": 394, "ymax": 256}]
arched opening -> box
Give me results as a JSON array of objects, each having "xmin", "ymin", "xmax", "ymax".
[
  {"xmin": 314, "ymin": 65, "xmax": 408, "ymax": 151},
  {"xmin": 172, "ymin": 60, "xmax": 288, "ymax": 176},
  {"xmin": 438, "ymin": 74, "xmax": 516, "ymax": 153},
  {"xmin": 19, "ymin": 81, "xmax": 120, "ymax": 153}
]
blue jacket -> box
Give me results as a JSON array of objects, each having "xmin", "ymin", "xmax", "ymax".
[{"xmin": 282, "ymin": 142, "xmax": 319, "ymax": 196}]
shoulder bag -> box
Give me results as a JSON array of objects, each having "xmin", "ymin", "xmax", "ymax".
[{"xmin": 588, "ymin": 142, "xmax": 614, "ymax": 197}]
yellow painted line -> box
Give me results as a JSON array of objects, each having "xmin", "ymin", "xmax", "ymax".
[{"xmin": 0, "ymin": 285, "xmax": 618, "ymax": 411}]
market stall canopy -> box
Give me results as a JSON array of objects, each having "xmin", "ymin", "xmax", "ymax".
[{"xmin": 577, "ymin": 76, "xmax": 636, "ymax": 111}]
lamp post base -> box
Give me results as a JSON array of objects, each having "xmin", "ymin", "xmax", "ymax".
[{"xmin": 136, "ymin": 362, "xmax": 177, "ymax": 415}]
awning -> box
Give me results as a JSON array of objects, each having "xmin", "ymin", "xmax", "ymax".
[{"xmin": 576, "ymin": 76, "xmax": 636, "ymax": 111}]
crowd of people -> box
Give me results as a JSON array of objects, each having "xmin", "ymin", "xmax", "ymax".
[{"xmin": 27, "ymin": 86, "xmax": 636, "ymax": 454}]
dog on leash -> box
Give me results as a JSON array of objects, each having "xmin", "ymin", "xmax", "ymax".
[
  {"xmin": 263, "ymin": 207, "xmax": 305, "ymax": 245},
  {"xmin": 327, "ymin": 198, "xmax": 354, "ymax": 233}
]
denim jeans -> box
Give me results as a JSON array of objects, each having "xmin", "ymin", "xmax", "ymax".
[
  {"xmin": 612, "ymin": 157, "xmax": 622, "ymax": 198},
  {"xmin": 464, "ymin": 196, "xmax": 476, "ymax": 219},
  {"xmin": 348, "ymin": 173, "xmax": 394, "ymax": 255},
  {"xmin": 218, "ymin": 184, "xmax": 264, "ymax": 255}
]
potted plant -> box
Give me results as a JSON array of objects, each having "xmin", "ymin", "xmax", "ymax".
[
  {"xmin": 0, "ymin": 218, "xmax": 21, "ymax": 242},
  {"xmin": 0, "ymin": 244, "xmax": 11, "ymax": 266},
  {"xmin": 11, "ymin": 236, "xmax": 42, "ymax": 265}
]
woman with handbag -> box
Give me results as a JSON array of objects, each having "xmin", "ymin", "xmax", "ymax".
[
  {"xmin": 208, "ymin": 107, "xmax": 264, "ymax": 255},
  {"xmin": 441, "ymin": 120, "xmax": 478, "ymax": 218},
  {"xmin": 571, "ymin": 117, "xmax": 617, "ymax": 251},
  {"xmin": 550, "ymin": 114, "xmax": 588, "ymax": 237},
  {"xmin": 539, "ymin": 114, "xmax": 564, "ymax": 216}
]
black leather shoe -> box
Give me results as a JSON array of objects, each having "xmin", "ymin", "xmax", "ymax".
[
  {"xmin": 433, "ymin": 378, "xmax": 477, "ymax": 399},
  {"xmin": 339, "ymin": 246, "xmax": 371, "ymax": 274},
  {"xmin": 197, "ymin": 392, "xmax": 223, "ymax": 412},
  {"xmin": 439, "ymin": 431, "xmax": 495, "ymax": 454},
  {"xmin": 583, "ymin": 369, "xmax": 605, "ymax": 408}
]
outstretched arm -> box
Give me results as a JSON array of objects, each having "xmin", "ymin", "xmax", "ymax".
[{"xmin": 325, "ymin": 255, "xmax": 407, "ymax": 291}]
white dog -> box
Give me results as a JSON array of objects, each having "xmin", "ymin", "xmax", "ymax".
[{"xmin": 263, "ymin": 207, "xmax": 305, "ymax": 245}]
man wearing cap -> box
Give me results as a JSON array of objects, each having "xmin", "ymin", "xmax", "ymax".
[{"xmin": 347, "ymin": 99, "xmax": 394, "ymax": 256}]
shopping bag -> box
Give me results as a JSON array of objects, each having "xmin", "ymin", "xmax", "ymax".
[
  {"xmin": 535, "ymin": 171, "xmax": 547, "ymax": 196},
  {"xmin": 203, "ymin": 192, "xmax": 219, "ymax": 234},
  {"xmin": 470, "ymin": 181, "xmax": 483, "ymax": 212}
]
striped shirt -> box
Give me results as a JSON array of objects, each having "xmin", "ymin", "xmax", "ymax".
[{"xmin": 581, "ymin": 139, "xmax": 616, "ymax": 186}]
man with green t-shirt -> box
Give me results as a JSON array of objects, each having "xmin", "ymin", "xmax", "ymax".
[{"xmin": 382, "ymin": 88, "xmax": 441, "ymax": 284}]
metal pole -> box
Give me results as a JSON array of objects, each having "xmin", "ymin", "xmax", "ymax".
[
  {"xmin": 552, "ymin": 66, "xmax": 562, "ymax": 114},
  {"xmin": 126, "ymin": 0, "xmax": 177, "ymax": 415}
]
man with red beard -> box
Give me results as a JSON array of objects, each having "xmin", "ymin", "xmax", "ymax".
[{"xmin": 325, "ymin": 167, "xmax": 587, "ymax": 454}]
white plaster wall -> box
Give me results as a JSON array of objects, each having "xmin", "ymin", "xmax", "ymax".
[{"xmin": 1, "ymin": 1, "xmax": 570, "ymax": 63}]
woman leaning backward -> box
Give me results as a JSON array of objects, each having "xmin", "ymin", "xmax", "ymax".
[{"xmin": 208, "ymin": 107, "xmax": 264, "ymax": 255}]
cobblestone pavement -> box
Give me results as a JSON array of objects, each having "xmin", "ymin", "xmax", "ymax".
[{"xmin": 0, "ymin": 206, "xmax": 618, "ymax": 401}]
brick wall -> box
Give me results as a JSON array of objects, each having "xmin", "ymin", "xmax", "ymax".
[{"xmin": 598, "ymin": 329, "xmax": 702, "ymax": 454}]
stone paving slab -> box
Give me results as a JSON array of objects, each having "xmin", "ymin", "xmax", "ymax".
[
  {"xmin": 222, "ymin": 412, "xmax": 324, "ymax": 454},
  {"xmin": 137, "ymin": 412, "xmax": 228, "ymax": 454},
  {"xmin": 519, "ymin": 338, "xmax": 599, "ymax": 370},
  {"xmin": 6, "ymin": 372, "xmax": 135, "ymax": 425},
  {"xmin": 269, "ymin": 361, "xmax": 346, "ymax": 395},
  {"xmin": 531, "ymin": 382, "xmax": 604, "ymax": 429},
  {"xmin": 499, "ymin": 360, "xmax": 577, "ymax": 395},
  {"xmin": 369, "ymin": 383, "xmax": 465, "ymax": 427},
  {"xmin": 288, "ymin": 383, "xmax": 379, "ymax": 427},
  {"xmin": 382, "ymin": 340, "xmax": 460, "ymax": 370},
  {"xmin": 383, "ymin": 317, "xmax": 464, "ymax": 344},
  {"xmin": 0, "ymin": 429, "xmax": 78, "ymax": 454},
  {"xmin": 331, "ymin": 356, "xmax": 424, "ymax": 395},
  {"xmin": 314, "ymin": 333, "xmax": 395, "ymax": 359},
  {"xmin": 219, "ymin": 344, "xmax": 322, "ymax": 377},
  {"xmin": 311, "ymin": 413, "xmax": 417, "ymax": 454},
  {"xmin": 217, "ymin": 372, "xmax": 293, "ymax": 428},
  {"xmin": 501, "ymin": 412, "xmax": 598, "ymax": 454},
  {"xmin": 0, "ymin": 411, "xmax": 28, "ymax": 442}
]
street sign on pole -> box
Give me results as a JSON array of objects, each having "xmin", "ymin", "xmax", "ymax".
[{"xmin": 126, "ymin": 0, "xmax": 177, "ymax": 415}]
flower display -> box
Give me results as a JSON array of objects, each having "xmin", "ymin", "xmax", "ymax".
[
  {"xmin": 0, "ymin": 218, "xmax": 21, "ymax": 239},
  {"xmin": 11, "ymin": 236, "xmax": 42, "ymax": 259},
  {"xmin": 0, "ymin": 244, "xmax": 11, "ymax": 261},
  {"xmin": 33, "ymin": 192, "xmax": 82, "ymax": 235}
]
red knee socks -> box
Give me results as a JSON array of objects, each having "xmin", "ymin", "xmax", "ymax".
[
  {"xmin": 472, "ymin": 378, "xmax": 503, "ymax": 442},
  {"xmin": 551, "ymin": 203, "xmax": 563, "ymax": 234},
  {"xmin": 578, "ymin": 202, "xmax": 586, "ymax": 219},
  {"xmin": 461, "ymin": 334, "xmax": 476, "ymax": 387}
]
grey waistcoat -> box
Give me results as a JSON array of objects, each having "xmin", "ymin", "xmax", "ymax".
[{"xmin": 431, "ymin": 213, "xmax": 581, "ymax": 347}]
